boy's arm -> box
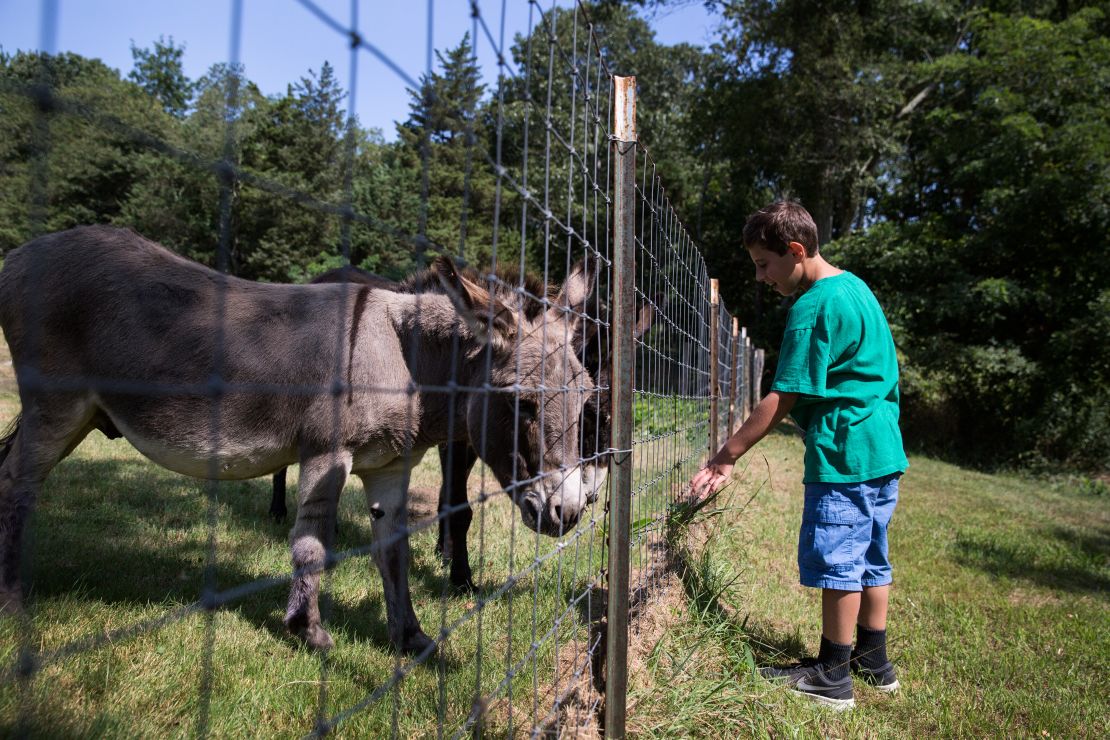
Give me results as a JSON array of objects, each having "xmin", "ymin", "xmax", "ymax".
[{"xmin": 689, "ymin": 390, "xmax": 798, "ymax": 499}]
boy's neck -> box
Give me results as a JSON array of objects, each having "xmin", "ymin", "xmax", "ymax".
[{"xmin": 798, "ymin": 254, "xmax": 843, "ymax": 293}]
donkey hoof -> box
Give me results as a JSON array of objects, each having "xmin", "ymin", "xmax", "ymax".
[
  {"xmin": 403, "ymin": 630, "xmax": 435, "ymax": 658},
  {"xmin": 450, "ymin": 572, "xmax": 477, "ymax": 593},
  {"xmin": 286, "ymin": 615, "xmax": 335, "ymax": 652},
  {"xmin": 301, "ymin": 624, "xmax": 335, "ymax": 652},
  {"xmin": 0, "ymin": 586, "xmax": 24, "ymax": 616}
]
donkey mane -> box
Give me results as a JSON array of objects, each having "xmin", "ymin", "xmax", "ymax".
[
  {"xmin": 310, "ymin": 262, "xmax": 553, "ymax": 322},
  {"xmin": 398, "ymin": 264, "xmax": 552, "ymax": 321}
]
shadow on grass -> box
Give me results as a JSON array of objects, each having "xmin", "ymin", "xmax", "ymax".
[
  {"xmin": 953, "ymin": 525, "xmax": 1110, "ymax": 594},
  {"xmin": 22, "ymin": 453, "xmax": 582, "ymax": 675},
  {"xmin": 667, "ymin": 487, "xmax": 811, "ymax": 672},
  {"xmin": 21, "ymin": 455, "xmax": 483, "ymax": 659}
]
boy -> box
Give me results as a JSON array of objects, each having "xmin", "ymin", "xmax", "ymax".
[{"xmin": 689, "ymin": 200, "xmax": 906, "ymax": 711}]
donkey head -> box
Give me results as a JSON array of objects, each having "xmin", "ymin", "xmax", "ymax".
[
  {"xmin": 573, "ymin": 292, "xmax": 658, "ymax": 472},
  {"xmin": 435, "ymin": 257, "xmax": 603, "ymax": 536}
]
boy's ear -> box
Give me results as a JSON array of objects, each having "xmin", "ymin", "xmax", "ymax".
[{"xmin": 787, "ymin": 241, "xmax": 807, "ymax": 261}]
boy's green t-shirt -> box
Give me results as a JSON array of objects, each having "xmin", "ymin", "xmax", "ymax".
[{"xmin": 770, "ymin": 272, "xmax": 907, "ymax": 483}]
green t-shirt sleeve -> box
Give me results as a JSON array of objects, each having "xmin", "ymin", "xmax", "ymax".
[{"xmin": 771, "ymin": 299, "xmax": 829, "ymax": 397}]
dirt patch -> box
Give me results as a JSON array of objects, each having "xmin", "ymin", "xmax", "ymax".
[
  {"xmin": 475, "ymin": 527, "xmax": 681, "ymax": 738},
  {"xmin": 566, "ymin": 529, "xmax": 681, "ymax": 737}
]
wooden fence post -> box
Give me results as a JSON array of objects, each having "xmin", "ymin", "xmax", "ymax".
[
  {"xmin": 728, "ymin": 317, "xmax": 739, "ymax": 436},
  {"xmin": 708, "ymin": 279, "xmax": 720, "ymax": 456},
  {"xmin": 752, "ymin": 348, "xmax": 765, "ymax": 407},
  {"xmin": 739, "ymin": 327, "xmax": 749, "ymax": 421}
]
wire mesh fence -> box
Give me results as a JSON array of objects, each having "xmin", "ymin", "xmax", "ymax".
[{"xmin": 0, "ymin": 1, "xmax": 763, "ymax": 736}]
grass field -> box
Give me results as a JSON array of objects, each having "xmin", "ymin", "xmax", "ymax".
[
  {"xmin": 0, "ymin": 360, "xmax": 618, "ymax": 737},
  {"xmin": 625, "ymin": 429, "xmax": 1110, "ymax": 738},
  {"xmin": 1, "ymin": 330, "xmax": 1106, "ymax": 738}
]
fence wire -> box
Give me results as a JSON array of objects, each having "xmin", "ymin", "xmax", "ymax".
[{"xmin": 0, "ymin": 1, "xmax": 763, "ymax": 737}]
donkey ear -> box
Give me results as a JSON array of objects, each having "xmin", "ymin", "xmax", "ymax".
[
  {"xmin": 548, "ymin": 257, "xmax": 596, "ymax": 323},
  {"xmin": 634, "ymin": 296, "xmax": 659, "ymax": 340},
  {"xmin": 432, "ymin": 256, "xmax": 516, "ymax": 344},
  {"xmin": 432, "ymin": 256, "xmax": 475, "ymax": 310}
]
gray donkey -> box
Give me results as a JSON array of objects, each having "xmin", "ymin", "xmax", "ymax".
[
  {"xmin": 0, "ymin": 225, "xmax": 602, "ymax": 655},
  {"xmin": 267, "ymin": 264, "xmax": 558, "ymax": 595}
]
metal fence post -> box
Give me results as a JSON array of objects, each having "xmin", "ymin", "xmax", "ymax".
[
  {"xmin": 708, "ymin": 279, "xmax": 720, "ymax": 455},
  {"xmin": 605, "ymin": 75, "xmax": 636, "ymax": 740}
]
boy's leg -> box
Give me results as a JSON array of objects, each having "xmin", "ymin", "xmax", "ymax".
[
  {"xmin": 783, "ymin": 590, "xmax": 856, "ymax": 710},
  {"xmin": 822, "ymin": 588, "xmax": 861, "ymax": 644},
  {"xmin": 816, "ymin": 589, "xmax": 857, "ymax": 681},
  {"xmin": 851, "ymin": 584, "xmax": 897, "ymax": 689},
  {"xmin": 852, "ymin": 473, "xmax": 901, "ymax": 691},
  {"xmin": 859, "ymin": 583, "xmax": 889, "ymax": 629}
]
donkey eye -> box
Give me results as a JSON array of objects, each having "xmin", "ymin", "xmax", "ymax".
[{"xmin": 516, "ymin": 399, "xmax": 538, "ymax": 424}]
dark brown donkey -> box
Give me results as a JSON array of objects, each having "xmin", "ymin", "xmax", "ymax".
[
  {"xmin": 431, "ymin": 293, "xmax": 656, "ymax": 590},
  {"xmin": 0, "ymin": 225, "xmax": 602, "ymax": 656}
]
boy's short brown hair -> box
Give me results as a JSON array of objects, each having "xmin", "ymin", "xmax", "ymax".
[{"xmin": 742, "ymin": 200, "xmax": 819, "ymax": 257}]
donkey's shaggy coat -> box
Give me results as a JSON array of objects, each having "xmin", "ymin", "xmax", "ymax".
[{"xmin": 0, "ymin": 226, "xmax": 600, "ymax": 654}]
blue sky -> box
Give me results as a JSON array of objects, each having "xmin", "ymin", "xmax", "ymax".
[{"xmin": 1, "ymin": 0, "xmax": 721, "ymax": 138}]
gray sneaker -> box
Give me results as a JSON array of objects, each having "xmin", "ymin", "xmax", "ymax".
[
  {"xmin": 758, "ymin": 657, "xmax": 819, "ymax": 686},
  {"xmin": 792, "ymin": 665, "xmax": 855, "ymax": 711},
  {"xmin": 850, "ymin": 650, "xmax": 900, "ymax": 692}
]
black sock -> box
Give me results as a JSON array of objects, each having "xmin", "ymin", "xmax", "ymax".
[
  {"xmin": 817, "ymin": 636, "xmax": 852, "ymax": 681},
  {"xmin": 854, "ymin": 624, "xmax": 889, "ymax": 670}
]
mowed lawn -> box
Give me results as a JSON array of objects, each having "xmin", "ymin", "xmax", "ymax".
[{"xmin": 626, "ymin": 428, "xmax": 1109, "ymax": 738}]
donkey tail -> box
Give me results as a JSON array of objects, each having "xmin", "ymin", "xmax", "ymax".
[{"xmin": 0, "ymin": 414, "xmax": 20, "ymax": 468}]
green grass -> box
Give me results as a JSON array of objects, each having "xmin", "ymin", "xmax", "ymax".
[
  {"xmin": 2, "ymin": 358, "xmax": 1105, "ymax": 738},
  {"xmin": 627, "ymin": 429, "xmax": 1110, "ymax": 738},
  {"xmin": 0, "ymin": 386, "xmax": 619, "ymax": 738}
]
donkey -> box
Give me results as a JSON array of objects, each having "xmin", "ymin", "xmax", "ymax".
[
  {"xmin": 0, "ymin": 225, "xmax": 602, "ymax": 655},
  {"xmin": 267, "ymin": 265, "xmax": 402, "ymax": 523},
  {"xmin": 265, "ymin": 260, "xmax": 550, "ymax": 590},
  {"xmin": 278, "ymin": 265, "xmax": 651, "ymax": 593},
  {"xmin": 434, "ymin": 293, "xmax": 656, "ymax": 590}
]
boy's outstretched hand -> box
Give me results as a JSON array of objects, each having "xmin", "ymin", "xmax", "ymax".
[{"xmin": 689, "ymin": 460, "xmax": 734, "ymax": 501}]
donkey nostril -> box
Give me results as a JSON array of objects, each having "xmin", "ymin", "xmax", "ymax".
[{"xmin": 523, "ymin": 496, "xmax": 541, "ymax": 523}]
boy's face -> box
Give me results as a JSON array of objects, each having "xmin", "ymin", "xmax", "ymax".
[{"xmin": 748, "ymin": 242, "xmax": 806, "ymax": 296}]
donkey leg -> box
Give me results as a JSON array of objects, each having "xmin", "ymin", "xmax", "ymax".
[
  {"xmin": 283, "ymin": 450, "xmax": 350, "ymax": 651},
  {"xmin": 435, "ymin": 441, "xmax": 475, "ymax": 567},
  {"xmin": 269, "ymin": 467, "xmax": 288, "ymax": 522},
  {"xmin": 435, "ymin": 444, "xmax": 451, "ymax": 559},
  {"xmin": 360, "ymin": 459, "xmax": 434, "ymax": 657},
  {"xmin": 446, "ymin": 444, "xmax": 478, "ymax": 591},
  {"xmin": 0, "ymin": 403, "xmax": 94, "ymax": 614}
]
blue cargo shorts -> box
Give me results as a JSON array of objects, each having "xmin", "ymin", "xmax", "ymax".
[{"xmin": 797, "ymin": 473, "xmax": 901, "ymax": 591}]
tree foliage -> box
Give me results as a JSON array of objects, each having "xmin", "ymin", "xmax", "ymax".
[
  {"xmin": 128, "ymin": 36, "xmax": 194, "ymax": 118},
  {"xmin": 827, "ymin": 6, "xmax": 1110, "ymax": 469},
  {"xmin": 0, "ymin": 1, "xmax": 1105, "ymax": 471}
]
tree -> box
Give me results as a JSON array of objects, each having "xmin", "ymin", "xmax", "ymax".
[
  {"xmin": 128, "ymin": 36, "xmax": 194, "ymax": 118},
  {"xmin": 828, "ymin": 6, "xmax": 1110, "ymax": 469},
  {"xmin": 0, "ymin": 51, "xmax": 175, "ymax": 251},
  {"xmin": 396, "ymin": 35, "xmax": 504, "ymax": 270},
  {"xmin": 120, "ymin": 61, "xmax": 266, "ymax": 273}
]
